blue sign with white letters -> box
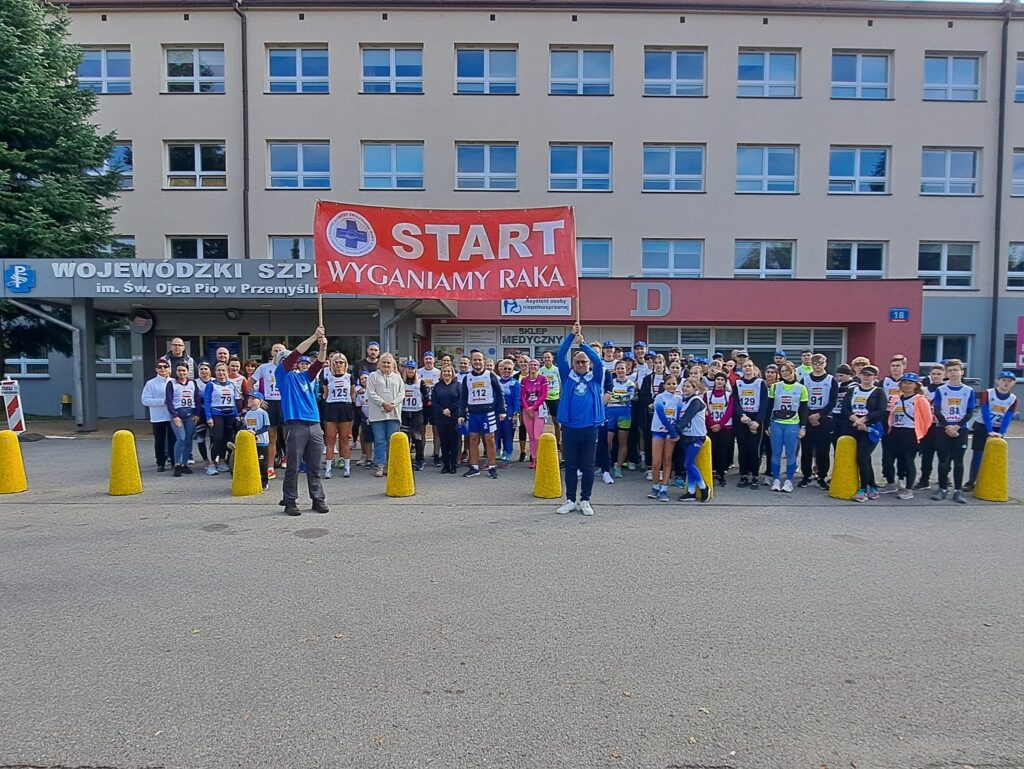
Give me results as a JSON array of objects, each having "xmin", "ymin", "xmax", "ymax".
[
  {"xmin": 3, "ymin": 264, "xmax": 35, "ymax": 293},
  {"xmin": 888, "ymin": 307, "xmax": 910, "ymax": 322}
]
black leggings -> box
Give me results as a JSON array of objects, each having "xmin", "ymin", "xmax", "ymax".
[
  {"xmin": 918, "ymin": 426, "xmax": 939, "ymax": 482},
  {"xmin": 800, "ymin": 419, "xmax": 833, "ymax": 480},
  {"xmin": 735, "ymin": 421, "xmax": 762, "ymax": 476},
  {"xmin": 854, "ymin": 431, "xmax": 877, "ymax": 489},
  {"xmin": 709, "ymin": 428, "xmax": 734, "ymax": 477},
  {"xmin": 888, "ymin": 427, "xmax": 920, "ymax": 489},
  {"xmin": 437, "ymin": 415, "xmax": 459, "ymax": 472},
  {"xmin": 209, "ymin": 414, "xmax": 235, "ymax": 463},
  {"xmin": 935, "ymin": 428, "xmax": 969, "ymax": 491}
]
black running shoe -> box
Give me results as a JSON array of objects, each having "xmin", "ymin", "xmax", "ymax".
[
  {"xmin": 817, "ymin": 479, "xmax": 830, "ymax": 490},
  {"xmin": 284, "ymin": 504, "xmax": 301, "ymax": 516},
  {"xmin": 463, "ymin": 466, "xmax": 481, "ymax": 478},
  {"xmin": 698, "ymin": 485, "xmax": 711, "ymax": 503},
  {"xmin": 312, "ymin": 500, "xmax": 329, "ymax": 514},
  {"xmin": 797, "ymin": 478, "xmax": 812, "ymax": 488},
  {"xmin": 737, "ymin": 476, "xmax": 749, "ymax": 488}
]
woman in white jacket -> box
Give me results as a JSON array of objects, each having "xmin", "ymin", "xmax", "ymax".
[{"xmin": 366, "ymin": 353, "xmax": 404, "ymax": 477}]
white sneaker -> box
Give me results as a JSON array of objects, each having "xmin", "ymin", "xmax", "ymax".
[
  {"xmin": 343, "ymin": 467, "xmax": 351, "ymax": 478},
  {"xmin": 556, "ymin": 500, "xmax": 579, "ymax": 515},
  {"xmin": 771, "ymin": 478, "xmax": 782, "ymax": 492},
  {"xmin": 323, "ymin": 463, "xmax": 333, "ymax": 479},
  {"xmin": 602, "ymin": 471, "xmax": 614, "ymax": 485},
  {"xmin": 579, "ymin": 500, "xmax": 594, "ymax": 516},
  {"xmin": 646, "ymin": 470, "xmax": 653, "ymax": 481},
  {"xmin": 782, "ymin": 479, "xmax": 793, "ymax": 493}
]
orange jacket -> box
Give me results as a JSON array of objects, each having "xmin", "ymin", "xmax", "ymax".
[{"xmin": 888, "ymin": 393, "xmax": 934, "ymax": 442}]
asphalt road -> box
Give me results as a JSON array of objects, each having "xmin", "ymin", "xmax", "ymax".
[{"xmin": 1, "ymin": 435, "xmax": 1022, "ymax": 769}]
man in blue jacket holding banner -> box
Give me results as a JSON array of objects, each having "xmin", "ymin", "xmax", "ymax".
[{"xmin": 555, "ymin": 322, "xmax": 605, "ymax": 517}]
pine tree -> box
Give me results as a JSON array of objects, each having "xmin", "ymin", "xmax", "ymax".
[
  {"xmin": 0, "ymin": 0, "xmax": 122, "ymax": 259},
  {"xmin": 0, "ymin": 0, "xmax": 124, "ymax": 360}
]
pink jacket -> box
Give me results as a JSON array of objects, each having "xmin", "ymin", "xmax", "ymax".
[
  {"xmin": 888, "ymin": 393, "xmax": 934, "ymax": 441},
  {"xmin": 520, "ymin": 375, "xmax": 548, "ymax": 411}
]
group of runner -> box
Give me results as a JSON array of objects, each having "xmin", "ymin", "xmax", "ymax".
[{"xmin": 141, "ymin": 329, "xmax": 1018, "ymax": 513}]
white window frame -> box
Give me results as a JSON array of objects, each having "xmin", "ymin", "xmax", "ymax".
[
  {"xmin": 97, "ymin": 236, "xmax": 136, "ymax": 259},
  {"xmin": 830, "ymin": 51, "xmax": 890, "ymax": 99},
  {"xmin": 920, "ymin": 335, "xmax": 971, "ymax": 372},
  {"xmin": 921, "ymin": 148, "xmax": 979, "ymax": 196},
  {"xmin": 917, "ymin": 242, "xmax": 976, "ymax": 289},
  {"xmin": 168, "ymin": 236, "xmax": 229, "ymax": 259},
  {"xmin": 88, "ymin": 141, "xmax": 133, "ymax": 190},
  {"xmin": 270, "ymin": 236, "xmax": 315, "ymax": 260},
  {"xmin": 267, "ymin": 46, "xmax": 329, "ymax": 93},
  {"xmin": 164, "ymin": 47, "xmax": 225, "ymax": 93},
  {"xmin": 1007, "ymin": 242, "xmax": 1024, "ymax": 290},
  {"xmin": 455, "ymin": 143, "xmax": 518, "ymax": 190},
  {"xmin": 826, "ymin": 241, "xmax": 886, "ymax": 280},
  {"xmin": 1013, "ymin": 150, "xmax": 1024, "ymax": 196},
  {"xmin": 1016, "ymin": 55, "xmax": 1024, "ymax": 102},
  {"xmin": 78, "ymin": 47, "xmax": 131, "ymax": 94},
  {"xmin": 548, "ymin": 144, "xmax": 612, "ymax": 192},
  {"xmin": 454, "ymin": 47, "xmax": 518, "ymax": 94},
  {"xmin": 549, "ymin": 48, "xmax": 613, "ymax": 95},
  {"xmin": 737, "ymin": 49, "xmax": 799, "ymax": 98},
  {"xmin": 360, "ymin": 47, "xmax": 423, "ymax": 93},
  {"xmin": 361, "ymin": 142, "xmax": 425, "ymax": 189},
  {"xmin": 1001, "ymin": 334, "xmax": 1024, "ymax": 379},
  {"xmin": 733, "ymin": 240, "xmax": 795, "ymax": 279},
  {"xmin": 96, "ymin": 331, "xmax": 133, "ymax": 379},
  {"xmin": 923, "ymin": 54, "xmax": 981, "ymax": 101},
  {"xmin": 3, "ymin": 355, "xmax": 49, "ymax": 379},
  {"xmin": 736, "ymin": 145, "xmax": 798, "ymax": 194},
  {"xmin": 268, "ymin": 142, "xmax": 331, "ymax": 189},
  {"xmin": 577, "ymin": 239, "xmax": 612, "ymax": 277},
  {"xmin": 165, "ymin": 142, "xmax": 226, "ymax": 188},
  {"xmin": 828, "ymin": 146, "xmax": 889, "ymax": 194},
  {"xmin": 642, "ymin": 144, "xmax": 705, "ymax": 193},
  {"xmin": 643, "ymin": 48, "xmax": 706, "ymax": 97},
  {"xmin": 641, "ymin": 239, "xmax": 703, "ymax": 279}
]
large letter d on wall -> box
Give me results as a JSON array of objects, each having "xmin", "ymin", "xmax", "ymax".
[{"xmin": 630, "ymin": 282, "xmax": 671, "ymax": 317}]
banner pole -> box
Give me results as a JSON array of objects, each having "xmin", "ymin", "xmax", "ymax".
[{"xmin": 318, "ymin": 293, "xmax": 324, "ymax": 328}]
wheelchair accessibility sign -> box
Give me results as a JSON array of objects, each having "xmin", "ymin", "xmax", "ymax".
[{"xmin": 500, "ymin": 297, "xmax": 572, "ymax": 316}]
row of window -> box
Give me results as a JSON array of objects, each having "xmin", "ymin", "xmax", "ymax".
[
  {"xmin": 105, "ymin": 235, "xmax": 1024, "ymax": 289},
  {"xmin": 3, "ymin": 334, "xmax": 132, "ymax": 379},
  {"xmin": 6, "ymin": 333, "xmax": 1022, "ymax": 382},
  {"xmin": 98, "ymin": 140, "xmax": 1024, "ymax": 195},
  {"xmin": 78, "ymin": 45, "xmax": 1024, "ymax": 102}
]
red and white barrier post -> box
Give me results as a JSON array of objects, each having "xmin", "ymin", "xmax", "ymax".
[{"xmin": 1, "ymin": 379, "xmax": 27, "ymax": 434}]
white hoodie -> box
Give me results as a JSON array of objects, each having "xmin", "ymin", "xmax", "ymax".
[{"xmin": 141, "ymin": 374, "xmax": 171, "ymax": 423}]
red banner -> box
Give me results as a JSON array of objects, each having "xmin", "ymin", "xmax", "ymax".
[{"xmin": 313, "ymin": 202, "xmax": 577, "ymax": 300}]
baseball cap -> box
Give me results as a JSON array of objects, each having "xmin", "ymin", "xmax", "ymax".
[
  {"xmin": 900, "ymin": 372, "xmax": 920, "ymax": 383},
  {"xmin": 633, "ymin": 340, "xmax": 647, "ymax": 348},
  {"xmin": 297, "ymin": 355, "xmax": 312, "ymax": 363},
  {"xmin": 861, "ymin": 364, "xmax": 879, "ymax": 376},
  {"xmin": 775, "ymin": 349, "xmax": 786, "ymax": 356},
  {"xmin": 693, "ymin": 356, "xmax": 708, "ymax": 364},
  {"xmin": 367, "ymin": 340, "xmax": 380, "ymax": 349},
  {"xmin": 603, "ymin": 340, "xmax": 615, "ymax": 349},
  {"xmin": 423, "ymin": 350, "xmax": 435, "ymax": 358},
  {"xmin": 643, "ymin": 350, "xmax": 656, "ymax": 359},
  {"xmin": 404, "ymin": 360, "xmax": 417, "ymax": 368},
  {"xmin": 736, "ymin": 350, "xmax": 750, "ymax": 358},
  {"xmin": 712, "ymin": 352, "xmax": 724, "ymax": 360},
  {"xmin": 998, "ymin": 370, "xmax": 1017, "ymax": 379},
  {"xmin": 836, "ymin": 364, "xmax": 853, "ymax": 375},
  {"xmin": 249, "ymin": 391, "xmax": 265, "ymax": 401},
  {"xmin": 622, "ymin": 352, "xmax": 635, "ymax": 361}
]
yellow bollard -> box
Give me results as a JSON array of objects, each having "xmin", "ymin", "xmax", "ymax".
[
  {"xmin": 974, "ymin": 436, "xmax": 1009, "ymax": 502},
  {"xmin": 829, "ymin": 434, "xmax": 860, "ymax": 500},
  {"xmin": 231, "ymin": 430, "xmax": 263, "ymax": 497},
  {"xmin": 109, "ymin": 429, "xmax": 143, "ymax": 496},
  {"xmin": 386, "ymin": 430, "xmax": 415, "ymax": 497},
  {"xmin": 533, "ymin": 432, "xmax": 562, "ymax": 499},
  {"xmin": 695, "ymin": 436, "xmax": 714, "ymax": 500},
  {"xmin": 0, "ymin": 430, "xmax": 28, "ymax": 494}
]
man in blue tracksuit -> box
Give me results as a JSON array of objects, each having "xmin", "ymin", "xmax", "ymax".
[
  {"xmin": 276, "ymin": 324, "xmax": 328, "ymax": 517},
  {"xmin": 555, "ymin": 323, "xmax": 605, "ymax": 517}
]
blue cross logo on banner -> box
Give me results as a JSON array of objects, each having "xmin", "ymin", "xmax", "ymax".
[
  {"xmin": 4, "ymin": 264, "xmax": 36, "ymax": 294},
  {"xmin": 326, "ymin": 211, "xmax": 376, "ymax": 257}
]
